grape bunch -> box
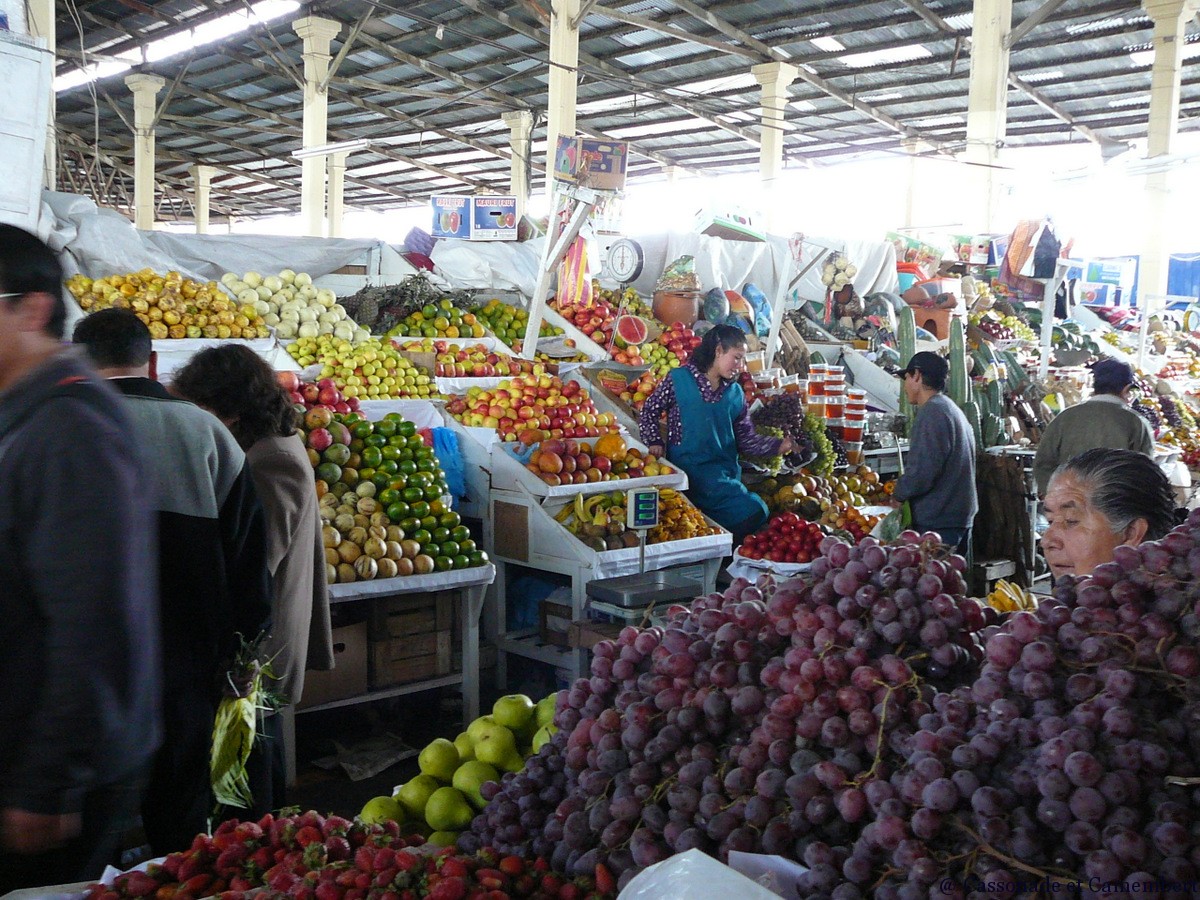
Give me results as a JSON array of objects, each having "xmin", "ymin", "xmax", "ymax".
[
  {"xmin": 752, "ymin": 394, "xmax": 815, "ymax": 465},
  {"xmin": 1132, "ymin": 398, "xmax": 1162, "ymax": 431},
  {"xmin": 1159, "ymin": 396, "xmax": 1193, "ymax": 430},
  {"xmin": 465, "ymin": 531, "xmax": 989, "ymax": 890},
  {"xmin": 798, "ymin": 512, "xmax": 1200, "ymax": 898},
  {"xmin": 745, "ymin": 425, "xmax": 787, "ymax": 474},
  {"xmin": 824, "ymin": 427, "xmax": 849, "ymax": 470},
  {"xmin": 806, "ymin": 413, "xmax": 835, "ymax": 476}
]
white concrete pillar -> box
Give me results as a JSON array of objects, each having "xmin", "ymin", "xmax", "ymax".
[
  {"xmin": 901, "ymin": 138, "xmax": 935, "ymax": 230},
  {"xmin": 327, "ymin": 152, "xmax": 347, "ymax": 238},
  {"xmin": 124, "ymin": 73, "xmax": 165, "ymax": 231},
  {"xmin": 27, "ymin": 0, "xmax": 55, "ymax": 189},
  {"xmin": 664, "ymin": 165, "xmax": 680, "ymax": 184},
  {"xmin": 1139, "ymin": 0, "xmax": 1198, "ymax": 299},
  {"xmin": 962, "ymin": 0, "xmax": 1013, "ymax": 232},
  {"xmin": 545, "ymin": 0, "xmax": 581, "ymax": 190},
  {"xmin": 752, "ymin": 61, "xmax": 798, "ymax": 231},
  {"xmin": 502, "ymin": 110, "xmax": 534, "ymax": 218},
  {"xmin": 292, "ymin": 16, "xmax": 341, "ymax": 237},
  {"xmin": 191, "ymin": 165, "xmax": 214, "ymax": 234}
]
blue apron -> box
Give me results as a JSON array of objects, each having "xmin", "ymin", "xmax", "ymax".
[{"xmin": 667, "ymin": 367, "xmax": 768, "ymax": 532}]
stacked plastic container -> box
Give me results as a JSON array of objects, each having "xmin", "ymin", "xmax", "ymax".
[{"xmin": 843, "ymin": 388, "xmax": 866, "ymax": 464}]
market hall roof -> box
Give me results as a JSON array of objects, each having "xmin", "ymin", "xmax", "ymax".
[{"xmin": 52, "ymin": 0, "xmax": 1200, "ymax": 221}]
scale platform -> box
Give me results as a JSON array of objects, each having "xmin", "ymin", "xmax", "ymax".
[{"xmin": 586, "ymin": 569, "xmax": 703, "ymax": 609}]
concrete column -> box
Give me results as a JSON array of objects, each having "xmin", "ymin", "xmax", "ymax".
[
  {"xmin": 752, "ymin": 61, "xmax": 798, "ymax": 231},
  {"xmin": 1139, "ymin": 0, "xmax": 1199, "ymax": 299},
  {"xmin": 27, "ymin": 0, "xmax": 55, "ymax": 189},
  {"xmin": 326, "ymin": 152, "xmax": 347, "ymax": 238},
  {"xmin": 124, "ymin": 73, "xmax": 165, "ymax": 230},
  {"xmin": 545, "ymin": 0, "xmax": 580, "ymax": 189},
  {"xmin": 191, "ymin": 165, "xmax": 214, "ymax": 234},
  {"xmin": 901, "ymin": 138, "xmax": 934, "ymax": 230},
  {"xmin": 962, "ymin": 0, "xmax": 1013, "ymax": 231},
  {"xmin": 292, "ymin": 16, "xmax": 341, "ymax": 237},
  {"xmin": 501, "ymin": 110, "xmax": 534, "ymax": 218}
]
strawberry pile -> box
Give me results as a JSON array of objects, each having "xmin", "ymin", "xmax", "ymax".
[{"xmin": 86, "ymin": 811, "xmax": 615, "ymax": 900}]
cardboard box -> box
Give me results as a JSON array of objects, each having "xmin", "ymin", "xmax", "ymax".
[
  {"xmin": 693, "ymin": 205, "xmax": 765, "ymax": 242},
  {"xmin": 539, "ymin": 598, "xmax": 573, "ymax": 648},
  {"xmin": 369, "ymin": 591, "xmax": 455, "ymax": 689},
  {"xmin": 431, "ymin": 195, "xmax": 518, "ymax": 241},
  {"xmin": 298, "ymin": 622, "xmax": 369, "ymax": 709},
  {"xmin": 553, "ymin": 136, "xmax": 628, "ymax": 191}
]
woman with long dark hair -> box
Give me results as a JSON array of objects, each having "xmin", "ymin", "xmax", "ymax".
[
  {"xmin": 171, "ymin": 345, "xmax": 333, "ymax": 816},
  {"xmin": 638, "ymin": 324, "xmax": 793, "ymax": 541}
]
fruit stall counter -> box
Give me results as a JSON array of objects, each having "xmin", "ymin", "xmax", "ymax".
[
  {"xmin": 487, "ymin": 435, "xmax": 687, "ymax": 499},
  {"xmin": 294, "ymin": 564, "xmax": 496, "ymax": 780},
  {"xmin": 486, "ymin": 484, "xmax": 730, "ymax": 682}
]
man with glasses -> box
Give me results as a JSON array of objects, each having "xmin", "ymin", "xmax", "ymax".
[
  {"xmin": 892, "ymin": 351, "xmax": 978, "ymax": 555},
  {"xmin": 0, "ymin": 225, "xmax": 160, "ymax": 889},
  {"xmin": 1032, "ymin": 358, "xmax": 1154, "ymax": 496}
]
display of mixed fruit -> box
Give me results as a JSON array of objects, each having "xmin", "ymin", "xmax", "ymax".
[
  {"xmin": 67, "ymin": 269, "xmax": 271, "ymax": 340},
  {"xmin": 222, "ymin": 269, "xmax": 365, "ymax": 343},
  {"xmin": 471, "ymin": 299, "xmax": 564, "ymax": 348},
  {"xmin": 385, "ymin": 299, "xmax": 489, "ymax": 341},
  {"xmin": 553, "ymin": 486, "xmax": 721, "ymax": 551},
  {"xmin": 393, "ymin": 341, "xmax": 543, "ymax": 380},
  {"xmin": 522, "ymin": 434, "xmax": 674, "ymax": 489},
  {"xmin": 286, "ymin": 336, "xmax": 440, "ymax": 400},
  {"xmin": 443, "ymin": 374, "xmax": 618, "ymax": 442}
]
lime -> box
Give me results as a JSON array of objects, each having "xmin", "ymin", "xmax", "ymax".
[
  {"xmin": 372, "ymin": 471, "xmax": 391, "ymax": 489},
  {"xmin": 413, "ymin": 529, "xmax": 432, "ymax": 545},
  {"xmin": 386, "ymin": 502, "xmax": 409, "ymax": 523},
  {"xmin": 399, "ymin": 517, "xmax": 420, "ymax": 533},
  {"xmin": 468, "ymin": 550, "xmax": 488, "ymax": 566},
  {"xmin": 388, "ymin": 475, "xmax": 408, "ymax": 491},
  {"xmin": 459, "ymin": 539, "xmax": 476, "ymax": 554},
  {"xmin": 402, "ymin": 487, "xmax": 422, "ymax": 503},
  {"xmin": 316, "ymin": 462, "xmax": 342, "ymax": 484},
  {"xmin": 423, "ymin": 486, "xmax": 442, "ymax": 502},
  {"xmin": 358, "ymin": 466, "xmax": 376, "ymax": 481},
  {"xmin": 453, "ymin": 554, "xmax": 471, "ymax": 570},
  {"xmin": 451, "ymin": 525, "xmax": 471, "ymax": 543},
  {"xmin": 365, "ymin": 434, "xmax": 387, "ymax": 448},
  {"xmin": 378, "ymin": 460, "xmax": 399, "ymax": 476},
  {"xmin": 351, "ymin": 421, "xmax": 374, "ymax": 439},
  {"xmin": 420, "ymin": 515, "xmax": 438, "ymax": 531},
  {"xmin": 388, "ymin": 435, "xmax": 408, "ymax": 447},
  {"xmin": 410, "ymin": 501, "xmax": 431, "ymax": 519},
  {"xmin": 416, "ymin": 458, "xmax": 436, "ymax": 473},
  {"xmin": 432, "ymin": 527, "xmax": 450, "ymax": 543},
  {"xmin": 435, "ymin": 556, "xmax": 453, "ymax": 572},
  {"xmin": 377, "ymin": 488, "xmax": 400, "ymax": 507},
  {"xmin": 340, "ymin": 468, "xmax": 360, "ymax": 487},
  {"xmin": 361, "ymin": 446, "xmax": 383, "ymax": 468},
  {"xmin": 441, "ymin": 540, "xmax": 460, "ymax": 558},
  {"xmin": 375, "ymin": 419, "xmax": 398, "ymax": 438},
  {"xmin": 399, "ymin": 460, "xmax": 418, "ymax": 475},
  {"xmin": 407, "ymin": 436, "xmax": 425, "ymax": 451},
  {"xmin": 398, "ymin": 421, "xmax": 417, "ymax": 438},
  {"xmin": 381, "ymin": 445, "xmax": 402, "ymax": 461},
  {"xmin": 440, "ymin": 512, "xmax": 462, "ymax": 529}
]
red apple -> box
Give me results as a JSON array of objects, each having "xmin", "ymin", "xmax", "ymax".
[
  {"xmin": 276, "ymin": 371, "xmax": 301, "ymax": 392},
  {"xmin": 301, "ymin": 383, "xmax": 321, "ymax": 403}
]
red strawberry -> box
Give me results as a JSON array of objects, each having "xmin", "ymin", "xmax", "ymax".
[
  {"xmin": 218, "ymin": 893, "xmax": 245, "ymax": 900},
  {"xmin": 230, "ymin": 877, "xmax": 253, "ymax": 892},
  {"xmin": 557, "ymin": 884, "xmax": 580, "ymax": 900},
  {"xmin": 291, "ymin": 888, "xmax": 315, "ymax": 900},
  {"xmin": 298, "ymin": 811, "xmax": 326, "ymax": 832},
  {"xmin": 344, "ymin": 891, "xmax": 366, "ymax": 900},
  {"xmin": 381, "ymin": 820, "xmax": 400, "ymax": 840},
  {"xmin": 395, "ymin": 852, "xmax": 420, "ymax": 874},
  {"xmin": 539, "ymin": 875, "xmax": 562, "ymax": 894},
  {"xmin": 380, "ymin": 892, "xmax": 399, "ymax": 900},
  {"xmin": 251, "ymin": 847, "xmax": 275, "ymax": 871},
  {"xmin": 512, "ymin": 874, "xmax": 536, "ymax": 897},
  {"xmin": 336, "ymin": 871, "xmax": 358, "ymax": 888},
  {"xmin": 160, "ymin": 856, "xmax": 184, "ymax": 879},
  {"xmin": 354, "ymin": 847, "xmax": 376, "ymax": 873},
  {"xmin": 315, "ymin": 882, "xmax": 342, "ymax": 900},
  {"xmin": 371, "ymin": 847, "xmax": 395, "ymax": 871},
  {"xmin": 269, "ymin": 871, "xmax": 299, "ymax": 893},
  {"xmin": 439, "ymin": 858, "xmax": 469, "ymax": 879},
  {"xmin": 234, "ymin": 821, "xmax": 264, "ymax": 842},
  {"xmin": 322, "ymin": 815, "xmax": 352, "ymax": 837},
  {"xmin": 295, "ymin": 826, "xmax": 323, "ymax": 847},
  {"xmin": 180, "ymin": 875, "xmax": 213, "ymax": 896},
  {"xmin": 302, "ymin": 842, "xmax": 328, "ymax": 870},
  {"xmin": 119, "ymin": 871, "xmax": 160, "ymax": 898},
  {"xmin": 593, "ymin": 865, "xmax": 614, "ymax": 896},
  {"xmin": 355, "ymin": 873, "xmax": 372, "ymax": 891},
  {"xmin": 215, "ymin": 819, "xmax": 238, "ymax": 837},
  {"xmin": 257, "ymin": 813, "xmax": 275, "ymax": 831},
  {"xmin": 177, "ymin": 856, "xmax": 204, "ymax": 882},
  {"xmin": 325, "ymin": 836, "xmax": 351, "ymax": 862},
  {"xmin": 498, "ymin": 858, "xmax": 524, "ymax": 878},
  {"xmin": 373, "ymin": 869, "xmax": 398, "ymax": 888},
  {"xmin": 427, "ymin": 880, "xmax": 467, "ymax": 900},
  {"xmin": 531, "ymin": 859, "xmax": 549, "ymax": 874},
  {"xmin": 475, "ymin": 870, "xmax": 506, "ymax": 891},
  {"xmin": 216, "ymin": 846, "xmax": 248, "ymax": 874}
]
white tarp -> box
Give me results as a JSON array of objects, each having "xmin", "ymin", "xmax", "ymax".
[
  {"xmin": 791, "ymin": 234, "xmax": 900, "ymax": 303},
  {"xmin": 432, "ymin": 237, "xmax": 545, "ymax": 297},
  {"xmin": 624, "ymin": 232, "xmax": 794, "ymax": 300},
  {"xmin": 143, "ymin": 231, "xmax": 379, "ymax": 283}
]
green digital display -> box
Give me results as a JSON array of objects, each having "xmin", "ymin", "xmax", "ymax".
[{"xmin": 626, "ymin": 487, "xmax": 659, "ymax": 530}]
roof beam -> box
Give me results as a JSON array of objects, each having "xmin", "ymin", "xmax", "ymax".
[
  {"xmin": 894, "ymin": 0, "xmax": 1119, "ymax": 148},
  {"xmin": 1004, "ymin": 0, "xmax": 1072, "ymax": 49},
  {"xmin": 588, "ymin": 5, "xmax": 757, "ymax": 58}
]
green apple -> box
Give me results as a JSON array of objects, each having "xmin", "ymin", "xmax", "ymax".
[
  {"xmin": 492, "ymin": 694, "xmax": 535, "ymax": 731},
  {"xmin": 535, "ymin": 693, "xmax": 558, "ymax": 730},
  {"xmin": 418, "ymin": 738, "xmax": 460, "ymax": 782},
  {"xmin": 394, "ymin": 773, "xmax": 440, "ymax": 819},
  {"xmin": 452, "ymin": 760, "xmax": 499, "ymax": 809},
  {"xmin": 453, "ymin": 731, "xmax": 475, "ymax": 763},
  {"xmin": 473, "ymin": 723, "xmax": 517, "ymax": 767},
  {"xmin": 359, "ymin": 795, "xmax": 404, "ymax": 825},
  {"xmin": 425, "ymin": 786, "xmax": 473, "ymax": 832}
]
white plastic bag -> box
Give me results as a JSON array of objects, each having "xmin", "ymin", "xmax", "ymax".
[{"xmin": 617, "ymin": 849, "xmax": 780, "ymax": 899}]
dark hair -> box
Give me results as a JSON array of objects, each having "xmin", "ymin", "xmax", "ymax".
[
  {"xmin": 1091, "ymin": 358, "xmax": 1136, "ymax": 395},
  {"xmin": 72, "ymin": 308, "xmax": 152, "ymax": 368},
  {"xmin": 904, "ymin": 351, "xmax": 949, "ymax": 392},
  {"xmin": 170, "ymin": 345, "xmax": 296, "ymax": 449},
  {"xmin": 691, "ymin": 323, "xmax": 747, "ymax": 374},
  {"xmin": 1052, "ymin": 448, "xmax": 1176, "ymax": 540},
  {"xmin": 0, "ymin": 224, "xmax": 68, "ymax": 338}
]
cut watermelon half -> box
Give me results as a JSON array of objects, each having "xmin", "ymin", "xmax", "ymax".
[{"xmin": 614, "ymin": 315, "xmax": 653, "ymax": 346}]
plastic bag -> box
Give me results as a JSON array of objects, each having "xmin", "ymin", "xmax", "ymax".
[
  {"xmin": 557, "ymin": 236, "xmax": 593, "ymax": 307},
  {"xmin": 432, "ymin": 427, "xmax": 466, "ymax": 503},
  {"xmin": 742, "ymin": 282, "xmax": 773, "ymax": 337},
  {"xmin": 617, "ymin": 849, "xmax": 778, "ymax": 899},
  {"xmin": 656, "ymin": 255, "xmax": 701, "ymax": 293}
]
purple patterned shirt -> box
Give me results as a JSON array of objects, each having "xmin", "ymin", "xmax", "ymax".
[{"xmin": 638, "ymin": 364, "xmax": 783, "ymax": 457}]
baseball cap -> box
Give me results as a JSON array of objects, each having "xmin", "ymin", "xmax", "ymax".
[
  {"xmin": 903, "ymin": 351, "xmax": 949, "ymax": 390},
  {"xmin": 1090, "ymin": 358, "xmax": 1136, "ymax": 394}
]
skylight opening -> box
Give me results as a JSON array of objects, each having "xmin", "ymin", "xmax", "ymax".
[
  {"xmin": 840, "ymin": 46, "xmax": 933, "ymax": 69},
  {"xmin": 811, "ymin": 36, "xmax": 845, "ymax": 53}
]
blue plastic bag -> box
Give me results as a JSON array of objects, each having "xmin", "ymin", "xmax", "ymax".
[
  {"xmin": 742, "ymin": 283, "xmax": 773, "ymax": 337},
  {"xmin": 432, "ymin": 427, "xmax": 466, "ymax": 506}
]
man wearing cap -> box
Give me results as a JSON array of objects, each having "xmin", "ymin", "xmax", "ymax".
[
  {"xmin": 893, "ymin": 351, "xmax": 978, "ymax": 554},
  {"xmin": 1032, "ymin": 359, "xmax": 1154, "ymax": 495}
]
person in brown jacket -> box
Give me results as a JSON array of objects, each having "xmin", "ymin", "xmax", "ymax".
[{"xmin": 171, "ymin": 345, "xmax": 334, "ymax": 815}]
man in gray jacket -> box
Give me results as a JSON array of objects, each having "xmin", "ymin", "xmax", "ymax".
[
  {"xmin": 1032, "ymin": 358, "xmax": 1154, "ymax": 495},
  {"xmin": 893, "ymin": 351, "xmax": 978, "ymax": 554}
]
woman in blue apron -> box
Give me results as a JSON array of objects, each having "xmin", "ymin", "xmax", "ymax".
[{"xmin": 639, "ymin": 324, "xmax": 794, "ymax": 543}]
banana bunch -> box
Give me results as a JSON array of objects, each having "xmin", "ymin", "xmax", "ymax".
[
  {"xmin": 553, "ymin": 491, "xmax": 628, "ymax": 534},
  {"xmin": 987, "ymin": 579, "xmax": 1036, "ymax": 612}
]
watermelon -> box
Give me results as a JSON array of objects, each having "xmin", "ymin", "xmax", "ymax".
[
  {"xmin": 702, "ymin": 287, "xmax": 729, "ymax": 322},
  {"xmin": 614, "ymin": 315, "xmax": 650, "ymax": 346}
]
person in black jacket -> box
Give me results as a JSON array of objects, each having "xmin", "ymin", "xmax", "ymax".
[
  {"xmin": 74, "ymin": 309, "xmax": 274, "ymax": 855},
  {"xmin": 0, "ymin": 227, "xmax": 160, "ymax": 890}
]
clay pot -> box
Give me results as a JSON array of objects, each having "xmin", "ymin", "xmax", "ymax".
[{"xmin": 652, "ymin": 290, "xmax": 701, "ymax": 327}]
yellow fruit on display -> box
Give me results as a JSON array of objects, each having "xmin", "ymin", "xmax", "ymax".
[
  {"xmin": 358, "ymin": 794, "xmax": 404, "ymax": 825},
  {"xmin": 453, "ymin": 731, "xmax": 475, "ymax": 763},
  {"xmin": 452, "ymin": 760, "xmax": 499, "ymax": 810},
  {"xmin": 534, "ymin": 693, "xmax": 558, "ymax": 730},
  {"xmin": 418, "ymin": 737, "xmax": 461, "ymax": 782},
  {"xmin": 491, "ymin": 694, "xmax": 535, "ymax": 731},
  {"xmin": 424, "ymin": 786, "xmax": 474, "ymax": 832},
  {"xmin": 394, "ymin": 773, "xmax": 440, "ymax": 819},
  {"xmin": 286, "ymin": 335, "xmax": 442, "ymax": 400},
  {"xmin": 426, "ymin": 831, "xmax": 460, "ymax": 847},
  {"xmin": 473, "ymin": 725, "xmax": 517, "ymax": 767}
]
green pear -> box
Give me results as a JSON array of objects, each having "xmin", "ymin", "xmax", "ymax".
[
  {"xmin": 473, "ymin": 723, "xmax": 517, "ymax": 767},
  {"xmin": 394, "ymin": 774, "xmax": 440, "ymax": 820},
  {"xmin": 492, "ymin": 694, "xmax": 535, "ymax": 731},
  {"xmin": 453, "ymin": 731, "xmax": 475, "ymax": 763},
  {"xmin": 532, "ymin": 724, "xmax": 558, "ymax": 753},
  {"xmin": 359, "ymin": 795, "xmax": 404, "ymax": 825},
  {"xmin": 535, "ymin": 693, "xmax": 558, "ymax": 730},
  {"xmin": 467, "ymin": 714, "xmax": 498, "ymax": 743},
  {"xmin": 427, "ymin": 830, "xmax": 460, "ymax": 847},
  {"xmin": 498, "ymin": 748, "xmax": 526, "ymax": 774},
  {"xmin": 452, "ymin": 760, "xmax": 499, "ymax": 809},
  {"xmin": 425, "ymin": 786, "xmax": 474, "ymax": 832},
  {"xmin": 418, "ymin": 738, "xmax": 460, "ymax": 782}
]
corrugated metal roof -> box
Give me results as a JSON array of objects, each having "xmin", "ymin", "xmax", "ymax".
[{"xmin": 50, "ymin": 0, "xmax": 1200, "ymax": 220}]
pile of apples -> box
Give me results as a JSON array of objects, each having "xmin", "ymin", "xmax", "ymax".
[
  {"xmin": 618, "ymin": 370, "xmax": 662, "ymax": 413},
  {"xmin": 550, "ymin": 296, "xmax": 618, "ymax": 349},
  {"xmin": 657, "ymin": 321, "xmax": 701, "ymax": 365},
  {"xmin": 443, "ymin": 374, "xmax": 618, "ymax": 442},
  {"xmin": 286, "ymin": 335, "xmax": 439, "ymax": 400},
  {"xmin": 394, "ymin": 340, "xmax": 542, "ymax": 379},
  {"xmin": 278, "ymin": 371, "xmax": 362, "ymax": 417},
  {"xmin": 525, "ymin": 437, "xmax": 672, "ymax": 488},
  {"xmin": 738, "ymin": 512, "xmax": 825, "ymax": 564}
]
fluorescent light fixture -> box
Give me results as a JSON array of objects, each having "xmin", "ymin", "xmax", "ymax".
[
  {"xmin": 292, "ymin": 139, "xmax": 373, "ymax": 159},
  {"xmin": 55, "ymin": 0, "xmax": 299, "ymax": 93},
  {"xmin": 811, "ymin": 36, "xmax": 845, "ymax": 52}
]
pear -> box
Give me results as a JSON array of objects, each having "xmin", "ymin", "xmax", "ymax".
[
  {"xmin": 359, "ymin": 795, "xmax": 404, "ymax": 825},
  {"xmin": 534, "ymin": 693, "xmax": 558, "ymax": 730},
  {"xmin": 425, "ymin": 786, "xmax": 473, "ymax": 832},
  {"xmin": 492, "ymin": 694, "xmax": 535, "ymax": 732},
  {"xmin": 453, "ymin": 731, "xmax": 475, "ymax": 763},
  {"xmin": 467, "ymin": 715, "xmax": 498, "ymax": 743},
  {"xmin": 418, "ymin": 738, "xmax": 460, "ymax": 783},
  {"xmin": 452, "ymin": 760, "xmax": 499, "ymax": 809},
  {"xmin": 473, "ymin": 724, "xmax": 517, "ymax": 768},
  {"xmin": 394, "ymin": 774, "xmax": 439, "ymax": 820}
]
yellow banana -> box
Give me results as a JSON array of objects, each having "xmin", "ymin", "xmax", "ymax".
[
  {"xmin": 574, "ymin": 492, "xmax": 588, "ymax": 523},
  {"xmin": 554, "ymin": 503, "xmax": 574, "ymax": 524}
]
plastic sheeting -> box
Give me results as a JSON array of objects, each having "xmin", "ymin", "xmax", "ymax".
[
  {"xmin": 790, "ymin": 234, "xmax": 900, "ymax": 303},
  {"xmin": 617, "ymin": 849, "xmax": 780, "ymax": 900},
  {"xmin": 624, "ymin": 232, "xmax": 794, "ymax": 302},
  {"xmin": 432, "ymin": 237, "xmax": 546, "ymax": 297},
  {"xmin": 143, "ymin": 231, "xmax": 379, "ymax": 283}
]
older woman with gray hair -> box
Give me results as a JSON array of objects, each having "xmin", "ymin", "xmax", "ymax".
[{"xmin": 1041, "ymin": 447, "xmax": 1179, "ymax": 579}]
